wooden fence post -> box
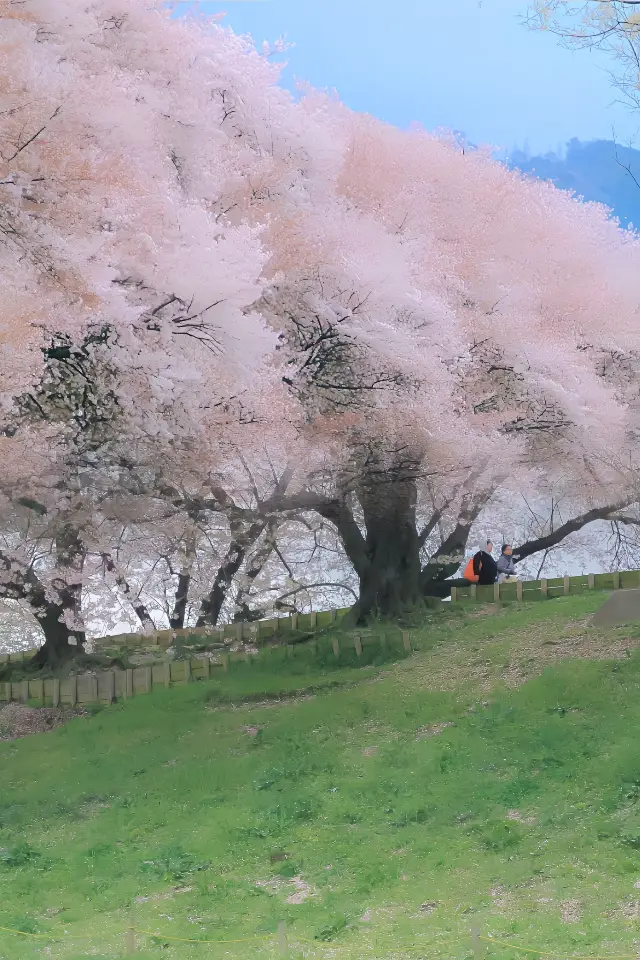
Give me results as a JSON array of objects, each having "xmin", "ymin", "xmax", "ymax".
[
  {"xmin": 332, "ymin": 637, "xmax": 340, "ymax": 658},
  {"xmin": 613, "ymin": 571, "xmax": 621, "ymax": 590},
  {"xmin": 450, "ymin": 586, "xmax": 458, "ymax": 603},
  {"xmin": 221, "ymin": 653, "xmax": 229, "ymax": 673},
  {"xmin": 277, "ymin": 921, "xmax": 288, "ymax": 956},
  {"xmin": 493, "ymin": 582, "xmax": 500, "ymax": 602},
  {"xmin": 541, "ymin": 579, "xmax": 548, "ymax": 598},
  {"xmin": 516, "ymin": 580, "xmax": 523, "ymax": 602},
  {"xmin": 20, "ymin": 680, "xmax": 29, "ymax": 704},
  {"xmin": 290, "ymin": 614, "xmax": 298, "ymax": 631},
  {"xmin": 402, "ymin": 631, "xmax": 412, "ymax": 653},
  {"xmin": 52, "ymin": 679, "xmax": 60, "ymax": 708},
  {"xmin": 563, "ymin": 575, "xmax": 570, "ymax": 596},
  {"xmin": 164, "ymin": 662, "xmax": 171, "ymax": 688},
  {"xmin": 125, "ymin": 905, "xmax": 136, "ymax": 954},
  {"xmin": 354, "ymin": 635, "xmax": 362, "ymax": 657},
  {"xmin": 125, "ymin": 669, "xmax": 133, "ymax": 700},
  {"xmin": 470, "ymin": 584, "xmax": 477, "ymax": 601},
  {"xmin": 310, "ymin": 611, "xmax": 317, "ymax": 630},
  {"xmin": 471, "ymin": 923, "xmax": 484, "ymax": 960},
  {"xmin": 588, "ymin": 573, "xmax": 595, "ymax": 590},
  {"xmin": 183, "ymin": 661, "xmax": 191, "ymax": 685}
]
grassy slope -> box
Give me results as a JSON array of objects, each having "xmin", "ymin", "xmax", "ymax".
[{"xmin": 3, "ymin": 595, "xmax": 640, "ymax": 959}]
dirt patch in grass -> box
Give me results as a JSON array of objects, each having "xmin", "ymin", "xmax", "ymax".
[
  {"xmin": 402, "ymin": 611, "xmax": 640, "ymax": 694},
  {"xmin": 0, "ymin": 703, "xmax": 85, "ymax": 740},
  {"xmin": 501, "ymin": 621, "xmax": 640, "ymax": 687},
  {"xmin": 285, "ymin": 876, "xmax": 315, "ymax": 904},
  {"xmin": 416, "ymin": 722, "xmax": 455, "ymax": 739},
  {"xmin": 560, "ymin": 899, "xmax": 582, "ymax": 924}
]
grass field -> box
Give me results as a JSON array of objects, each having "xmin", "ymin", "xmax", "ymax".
[{"xmin": 4, "ymin": 594, "xmax": 640, "ymax": 959}]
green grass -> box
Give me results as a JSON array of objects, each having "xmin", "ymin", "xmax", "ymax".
[{"xmin": 5, "ymin": 594, "xmax": 640, "ymax": 958}]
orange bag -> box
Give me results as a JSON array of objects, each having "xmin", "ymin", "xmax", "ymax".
[{"xmin": 464, "ymin": 557, "xmax": 479, "ymax": 583}]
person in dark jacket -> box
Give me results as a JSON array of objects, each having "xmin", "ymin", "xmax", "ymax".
[{"xmin": 473, "ymin": 540, "xmax": 498, "ymax": 585}]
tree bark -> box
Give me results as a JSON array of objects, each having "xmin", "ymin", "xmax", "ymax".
[
  {"xmin": 196, "ymin": 519, "xmax": 266, "ymax": 627},
  {"xmin": 101, "ymin": 553, "xmax": 156, "ymax": 631},
  {"xmin": 29, "ymin": 598, "xmax": 83, "ymax": 667},
  {"xmin": 170, "ymin": 570, "xmax": 192, "ymax": 630},
  {"xmin": 168, "ymin": 513, "xmax": 201, "ymax": 629},
  {"xmin": 0, "ymin": 536, "xmax": 86, "ymax": 669},
  {"xmin": 349, "ymin": 475, "xmax": 423, "ymax": 621},
  {"xmin": 233, "ymin": 518, "xmax": 279, "ymax": 623},
  {"xmin": 513, "ymin": 501, "xmax": 633, "ymax": 563}
]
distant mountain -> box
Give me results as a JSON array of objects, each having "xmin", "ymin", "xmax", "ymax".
[{"xmin": 508, "ymin": 138, "xmax": 640, "ymax": 230}]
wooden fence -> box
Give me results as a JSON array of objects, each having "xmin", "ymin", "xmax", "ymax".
[
  {"xmin": 0, "ymin": 629, "xmax": 413, "ymax": 708},
  {"xmin": 93, "ymin": 605, "xmax": 353, "ymax": 651},
  {"xmin": 1, "ymin": 567, "xmax": 638, "ymax": 708},
  {"xmin": 0, "ymin": 607, "xmax": 353, "ymax": 668},
  {"xmin": 450, "ymin": 568, "xmax": 640, "ymax": 604}
]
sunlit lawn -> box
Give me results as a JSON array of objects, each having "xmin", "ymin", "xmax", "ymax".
[{"xmin": 3, "ymin": 594, "xmax": 640, "ymax": 958}]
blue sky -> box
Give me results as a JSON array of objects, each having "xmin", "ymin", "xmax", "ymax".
[{"xmin": 198, "ymin": 0, "xmax": 639, "ymax": 155}]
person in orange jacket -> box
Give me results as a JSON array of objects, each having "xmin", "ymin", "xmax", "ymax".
[{"xmin": 463, "ymin": 541, "xmax": 498, "ymax": 585}]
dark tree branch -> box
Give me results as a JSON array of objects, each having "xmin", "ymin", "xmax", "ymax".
[
  {"xmin": 514, "ymin": 501, "xmax": 634, "ymax": 562},
  {"xmin": 101, "ymin": 552, "xmax": 156, "ymax": 630}
]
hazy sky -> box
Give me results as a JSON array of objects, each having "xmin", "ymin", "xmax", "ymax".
[{"xmin": 199, "ymin": 0, "xmax": 640, "ymax": 155}]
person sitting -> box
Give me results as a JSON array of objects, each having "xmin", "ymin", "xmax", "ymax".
[
  {"xmin": 496, "ymin": 543, "xmax": 517, "ymax": 583},
  {"xmin": 463, "ymin": 540, "xmax": 498, "ymax": 585}
]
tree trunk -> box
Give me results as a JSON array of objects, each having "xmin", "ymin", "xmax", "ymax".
[
  {"xmin": 196, "ymin": 519, "xmax": 266, "ymax": 627},
  {"xmin": 31, "ymin": 526, "xmax": 86, "ymax": 668},
  {"xmin": 101, "ymin": 553, "xmax": 156, "ymax": 631},
  {"xmin": 353, "ymin": 477, "xmax": 423, "ymax": 621},
  {"xmin": 30, "ymin": 600, "xmax": 84, "ymax": 667},
  {"xmin": 233, "ymin": 518, "xmax": 279, "ymax": 623},
  {"xmin": 170, "ymin": 571, "xmax": 192, "ymax": 630},
  {"xmin": 169, "ymin": 519, "xmax": 199, "ymax": 630}
]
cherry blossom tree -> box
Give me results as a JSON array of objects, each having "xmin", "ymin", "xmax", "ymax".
[
  {"xmin": 3, "ymin": 0, "xmax": 640, "ymax": 663},
  {"xmin": 0, "ymin": 0, "xmax": 297, "ymax": 664},
  {"xmin": 248, "ymin": 103, "xmax": 640, "ymax": 617}
]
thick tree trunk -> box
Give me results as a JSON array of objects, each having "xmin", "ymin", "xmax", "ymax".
[
  {"xmin": 0, "ymin": 550, "xmax": 84, "ymax": 671},
  {"xmin": 353, "ymin": 477, "xmax": 423, "ymax": 621},
  {"xmin": 30, "ymin": 600, "xmax": 85, "ymax": 667},
  {"xmin": 31, "ymin": 526, "xmax": 86, "ymax": 668}
]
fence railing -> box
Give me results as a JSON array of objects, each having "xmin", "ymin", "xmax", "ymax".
[
  {"xmin": 1, "ymin": 568, "xmax": 637, "ymax": 694},
  {"xmin": 92, "ymin": 605, "xmax": 353, "ymax": 651},
  {"xmin": 450, "ymin": 568, "xmax": 640, "ymax": 604},
  {"xmin": 0, "ymin": 628, "xmax": 414, "ymax": 708},
  {"xmin": 0, "ymin": 607, "xmax": 355, "ymax": 668}
]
